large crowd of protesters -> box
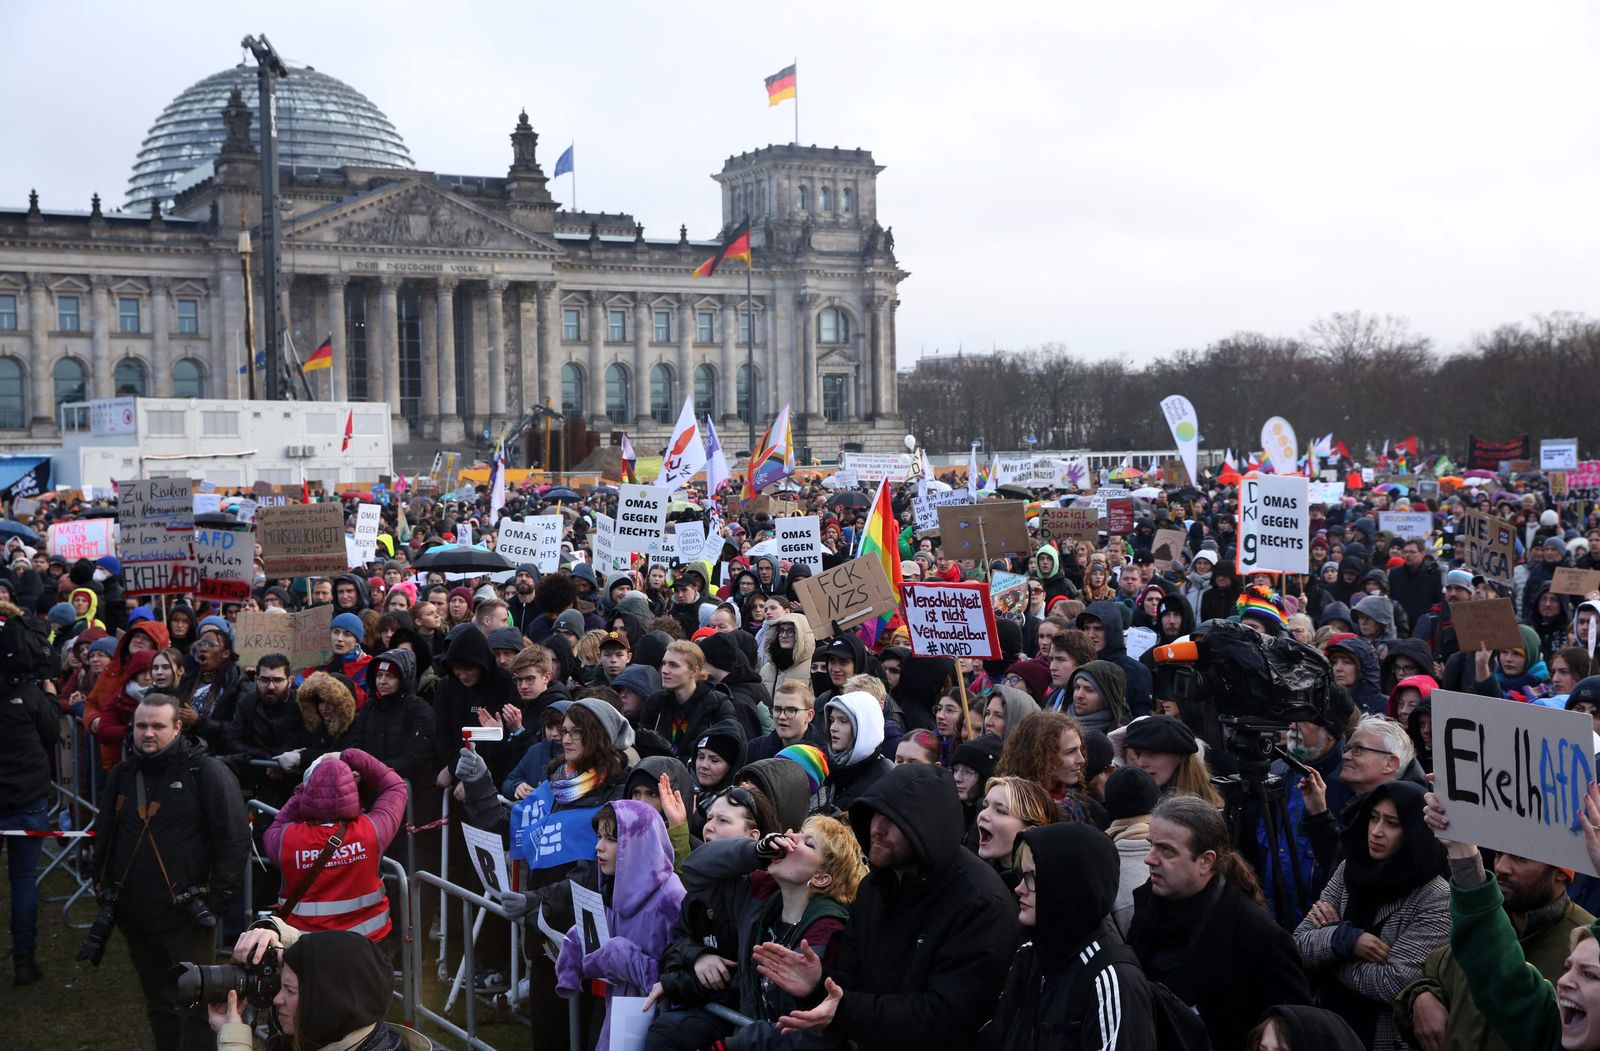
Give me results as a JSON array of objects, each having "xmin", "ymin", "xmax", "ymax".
[{"xmin": 5, "ymin": 458, "xmax": 1600, "ymax": 1051}]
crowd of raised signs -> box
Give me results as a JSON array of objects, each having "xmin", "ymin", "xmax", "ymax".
[{"xmin": 9, "ymin": 451, "xmax": 1600, "ymax": 1051}]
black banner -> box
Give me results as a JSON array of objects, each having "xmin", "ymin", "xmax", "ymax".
[
  {"xmin": 1468, "ymin": 434, "xmax": 1530, "ymax": 472},
  {"xmin": 2, "ymin": 459, "xmax": 50, "ymax": 501}
]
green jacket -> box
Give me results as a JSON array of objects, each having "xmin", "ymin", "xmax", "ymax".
[
  {"xmin": 1397, "ymin": 890, "xmax": 1592, "ymax": 1051},
  {"xmin": 1448, "ymin": 874, "xmax": 1597, "ymax": 1051}
]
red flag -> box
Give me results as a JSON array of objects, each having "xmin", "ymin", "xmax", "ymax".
[
  {"xmin": 302, "ymin": 478, "xmax": 311, "ymax": 504},
  {"xmin": 1393, "ymin": 435, "xmax": 1418, "ymax": 457},
  {"xmin": 341, "ymin": 410, "xmax": 353, "ymax": 452},
  {"xmin": 1332, "ymin": 440, "xmax": 1352, "ymax": 461}
]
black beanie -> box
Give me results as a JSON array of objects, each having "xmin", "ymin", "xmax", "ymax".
[
  {"xmin": 695, "ymin": 726, "xmax": 744, "ymax": 769},
  {"xmin": 1082, "ymin": 729, "xmax": 1115, "ymax": 780},
  {"xmin": 282, "ymin": 930, "xmax": 393, "ymax": 1046},
  {"xmin": 697, "ymin": 630, "xmax": 742, "ymax": 674},
  {"xmin": 950, "ymin": 732, "xmax": 1003, "ymax": 783},
  {"xmin": 1104, "ymin": 765, "xmax": 1161, "ymax": 821}
]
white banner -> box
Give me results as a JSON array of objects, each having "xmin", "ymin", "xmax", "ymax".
[
  {"xmin": 776, "ymin": 515, "xmax": 822, "ymax": 572},
  {"xmin": 497, "ymin": 515, "xmax": 563, "ymax": 572},
  {"xmin": 1237, "ymin": 473, "xmax": 1309, "ymax": 574},
  {"xmin": 353, "ymin": 503, "xmax": 381, "ymax": 564},
  {"xmin": 616, "ymin": 485, "xmax": 669, "ymax": 556},
  {"xmin": 1378, "ymin": 511, "xmax": 1433, "ymax": 541},
  {"xmin": 1542, "ymin": 438, "xmax": 1579, "ymax": 472},
  {"xmin": 841, "ymin": 452, "xmax": 912, "ymax": 483}
]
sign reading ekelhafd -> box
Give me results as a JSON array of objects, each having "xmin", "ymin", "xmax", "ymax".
[
  {"xmin": 1433, "ymin": 689, "xmax": 1600, "ymax": 876},
  {"xmin": 1237, "ymin": 473, "xmax": 1308, "ymax": 574}
]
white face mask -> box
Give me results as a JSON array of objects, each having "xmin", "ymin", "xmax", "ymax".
[{"xmin": 126, "ymin": 680, "xmax": 150, "ymax": 701}]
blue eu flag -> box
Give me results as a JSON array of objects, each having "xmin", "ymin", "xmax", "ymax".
[
  {"xmin": 237, "ymin": 351, "xmax": 265, "ymax": 375},
  {"xmin": 553, "ymin": 144, "xmax": 574, "ymax": 178}
]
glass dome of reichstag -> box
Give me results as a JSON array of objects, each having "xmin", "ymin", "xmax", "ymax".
[{"xmin": 126, "ymin": 63, "xmax": 413, "ymax": 212}]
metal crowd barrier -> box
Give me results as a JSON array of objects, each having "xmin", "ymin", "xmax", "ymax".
[{"xmin": 42, "ymin": 717, "xmax": 101, "ymax": 929}]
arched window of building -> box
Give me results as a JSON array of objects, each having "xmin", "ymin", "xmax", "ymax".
[
  {"xmin": 0, "ymin": 358, "xmax": 24, "ymax": 428},
  {"xmin": 52, "ymin": 357, "xmax": 86, "ymax": 414},
  {"xmin": 819, "ymin": 307, "xmax": 850, "ymax": 344},
  {"xmin": 842, "ymin": 186, "xmax": 854, "ymax": 214},
  {"xmin": 114, "ymin": 357, "xmax": 148, "ymax": 396},
  {"xmin": 172, "ymin": 358, "xmax": 206, "ymax": 398},
  {"xmin": 560, "ymin": 362, "xmax": 584, "ymax": 417},
  {"xmin": 797, "ymin": 184, "xmax": 809, "ymax": 211},
  {"xmin": 819, "ymin": 186, "xmax": 832, "ymax": 212},
  {"xmin": 649, "ymin": 363, "xmax": 674, "ymax": 424},
  {"xmin": 605, "ymin": 363, "xmax": 630, "ymax": 421},
  {"xmin": 694, "ymin": 363, "xmax": 717, "ymax": 419}
]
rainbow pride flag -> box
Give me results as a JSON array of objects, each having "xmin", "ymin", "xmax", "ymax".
[
  {"xmin": 854, "ymin": 477, "xmax": 904, "ymax": 649},
  {"xmin": 741, "ymin": 404, "xmax": 794, "ymax": 501}
]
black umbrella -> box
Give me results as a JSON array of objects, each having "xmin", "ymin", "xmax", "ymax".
[
  {"xmin": 996, "ymin": 484, "xmax": 1034, "ymax": 501},
  {"xmin": 1171, "ymin": 486, "xmax": 1203, "ymax": 503},
  {"xmin": 541, "ymin": 486, "xmax": 583, "ymax": 503},
  {"xmin": 826, "ymin": 490, "xmax": 870, "ymax": 510},
  {"xmin": 411, "ymin": 545, "xmax": 514, "ymax": 573},
  {"xmin": 194, "ymin": 512, "xmax": 240, "ymax": 527},
  {"xmin": 80, "ymin": 507, "xmax": 118, "ymax": 519},
  {"xmin": 0, "ymin": 520, "xmax": 40, "ymax": 543}
]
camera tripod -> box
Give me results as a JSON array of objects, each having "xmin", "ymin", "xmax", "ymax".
[{"xmin": 1214, "ymin": 718, "xmax": 1311, "ymax": 930}]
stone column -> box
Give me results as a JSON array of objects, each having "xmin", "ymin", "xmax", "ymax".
[
  {"xmin": 770, "ymin": 292, "xmax": 792, "ymax": 416},
  {"xmin": 587, "ymin": 296, "xmax": 605, "ymax": 421},
  {"xmin": 887, "ymin": 299, "xmax": 900, "ymax": 415},
  {"xmin": 436, "ymin": 279, "xmax": 462, "ymax": 441},
  {"xmin": 868, "ymin": 294, "xmax": 888, "ymax": 417},
  {"xmin": 516, "ymin": 285, "xmax": 537, "ymax": 417},
  {"xmin": 89, "ymin": 277, "xmax": 113, "ymax": 399},
  {"xmin": 797, "ymin": 293, "xmax": 819, "ymax": 418},
  {"xmin": 376, "ymin": 277, "xmax": 400, "ymax": 417},
  {"xmin": 149, "ymin": 278, "xmax": 172, "ymax": 397},
  {"xmin": 26, "ymin": 274, "xmax": 51, "ymax": 427},
  {"xmin": 535, "ymin": 282, "xmax": 558, "ymax": 414},
  {"xmin": 417, "ymin": 284, "xmax": 438, "ymax": 434},
  {"xmin": 325, "ymin": 277, "xmax": 348, "ymax": 402},
  {"xmin": 486, "ymin": 279, "xmax": 507, "ymax": 422},
  {"xmin": 676, "ymin": 295, "xmax": 694, "ymax": 416},
  {"xmin": 633, "ymin": 296, "xmax": 650, "ymax": 424},
  {"xmin": 719, "ymin": 296, "xmax": 739, "ymax": 423}
]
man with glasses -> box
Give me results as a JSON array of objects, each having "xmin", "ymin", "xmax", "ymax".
[
  {"xmin": 1299, "ymin": 713, "xmax": 1418, "ymax": 873},
  {"xmin": 746, "ymin": 680, "xmax": 821, "ymax": 762},
  {"xmin": 227, "ymin": 654, "xmax": 302, "ymax": 809}
]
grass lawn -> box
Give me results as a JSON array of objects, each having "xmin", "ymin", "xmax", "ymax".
[{"xmin": 1, "ymin": 861, "xmax": 535, "ymax": 1051}]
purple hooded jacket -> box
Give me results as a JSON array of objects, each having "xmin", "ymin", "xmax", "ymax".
[{"xmin": 556, "ymin": 799, "xmax": 685, "ymax": 1048}]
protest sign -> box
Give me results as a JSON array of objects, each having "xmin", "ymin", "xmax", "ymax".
[
  {"xmin": 457, "ymin": 521, "xmax": 472, "ymax": 548},
  {"xmin": 1307, "ymin": 481, "xmax": 1346, "ymax": 505},
  {"xmin": 460, "ymin": 823, "xmax": 512, "ymax": 896},
  {"xmin": 615, "ymin": 484, "xmax": 669, "ymax": 555},
  {"xmin": 256, "ymin": 503, "xmax": 348, "ymax": 577},
  {"xmin": 1550, "ymin": 473, "xmax": 1569, "ymax": 497},
  {"xmin": 1433, "ymin": 689, "xmax": 1598, "ymax": 877},
  {"xmin": 1468, "ymin": 434, "xmax": 1531, "ymax": 472},
  {"xmin": 1088, "ymin": 486, "xmax": 1129, "ymax": 514},
  {"xmin": 1056, "ymin": 457, "xmax": 1091, "ymax": 490},
  {"xmin": 989, "ymin": 570, "xmax": 1030, "ymax": 617},
  {"xmin": 234, "ymin": 498, "xmax": 259, "ymax": 523},
  {"xmin": 830, "ymin": 468, "xmax": 859, "ymax": 489},
  {"xmin": 912, "ymin": 490, "xmax": 973, "ymax": 533},
  {"xmin": 644, "ymin": 529, "xmax": 679, "ymax": 562},
  {"xmin": 192, "ymin": 493, "xmax": 221, "ymax": 515},
  {"xmin": 234, "ymin": 612, "xmax": 294, "ymax": 668},
  {"xmin": 290, "ymin": 604, "xmax": 333, "ymax": 668},
  {"xmin": 1036, "ymin": 507, "xmax": 1099, "ymax": 548},
  {"xmin": 1378, "ymin": 511, "xmax": 1433, "ymax": 541},
  {"xmin": 1553, "ymin": 568, "xmax": 1600, "ymax": 597},
  {"xmin": 116, "ymin": 477, "xmax": 193, "ymax": 527},
  {"xmin": 1573, "ymin": 462, "xmax": 1600, "ymax": 488},
  {"xmin": 1237, "ymin": 473, "xmax": 1309, "ymax": 575},
  {"xmin": 193, "ymin": 526, "xmax": 252, "ymax": 603},
  {"xmin": 1260, "ymin": 416, "xmax": 1298, "ymax": 476},
  {"xmin": 1450, "ymin": 597, "xmax": 1524, "ymax": 652},
  {"xmin": 674, "ymin": 520, "xmax": 707, "ymax": 562},
  {"xmin": 791, "ymin": 554, "xmax": 898, "ymax": 638},
  {"xmin": 11, "ymin": 496, "xmax": 38, "ymax": 519},
  {"xmin": 1150, "ymin": 528, "xmax": 1188, "ymax": 568},
  {"xmin": 496, "ymin": 515, "xmax": 563, "ymax": 572},
  {"xmin": 937, "ymin": 501, "xmax": 1031, "ymax": 559},
  {"xmin": 122, "ymin": 559, "xmax": 199, "ymax": 597},
  {"xmin": 902, "ymin": 582, "xmax": 1000, "ymax": 660},
  {"xmin": 352, "ymin": 504, "xmax": 381, "ymax": 564},
  {"xmin": 995, "ymin": 455, "xmax": 1033, "ymax": 486},
  {"xmin": 1458, "ymin": 508, "xmax": 1515, "ymax": 591},
  {"xmin": 48, "ymin": 519, "xmax": 113, "ymax": 560},
  {"xmin": 1104, "ymin": 499, "xmax": 1135, "ymax": 536},
  {"xmin": 1542, "ymin": 439, "xmax": 1579, "ymax": 472},
  {"xmin": 776, "ymin": 515, "xmax": 822, "ymax": 572},
  {"xmin": 840, "ymin": 452, "xmax": 912, "ymax": 483}
]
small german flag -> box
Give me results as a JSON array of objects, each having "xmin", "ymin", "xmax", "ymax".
[
  {"xmin": 302, "ymin": 337, "xmax": 333, "ymax": 372},
  {"xmin": 765, "ymin": 63, "xmax": 796, "ymax": 107},
  {"xmin": 692, "ymin": 221, "xmax": 752, "ymax": 278}
]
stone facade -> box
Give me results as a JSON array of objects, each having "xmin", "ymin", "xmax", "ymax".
[{"xmin": 0, "ymin": 95, "xmax": 908, "ymax": 459}]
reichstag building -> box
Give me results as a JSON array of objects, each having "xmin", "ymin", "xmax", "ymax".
[{"xmin": 0, "ymin": 60, "xmax": 908, "ymax": 456}]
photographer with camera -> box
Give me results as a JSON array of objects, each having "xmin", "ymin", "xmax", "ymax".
[
  {"xmin": 199, "ymin": 919, "xmax": 426, "ymax": 1050},
  {"xmin": 0, "ymin": 597, "xmax": 59, "ymax": 986},
  {"xmin": 87, "ymin": 693, "xmax": 250, "ymax": 1051}
]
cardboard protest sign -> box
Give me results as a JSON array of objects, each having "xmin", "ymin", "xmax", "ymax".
[
  {"xmin": 352, "ymin": 504, "xmax": 381, "ymax": 564},
  {"xmin": 615, "ymin": 484, "xmax": 669, "ymax": 556},
  {"xmin": 48, "ymin": 519, "xmax": 114, "ymax": 560},
  {"xmin": 116, "ymin": 477, "xmax": 193, "ymax": 527},
  {"xmin": 1433, "ymin": 689, "xmax": 1598, "ymax": 876},
  {"xmin": 1237, "ymin": 473, "xmax": 1309, "ymax": 575},
  {"xmin": 256, "ymin": 503, "xmax": 348, "ymax": 577},
  {"xmin": 193, "ymin": 526, "xmax": 253, "ymax": 603},
  {"xmin": 912, "ymin": 490, "xmax": 973, "ymax": 533},
  {"xmin": 902, "ymin": 582, "xmax": 1000, "ymax": 660},
  {"xmin": 1378, "ymin": 511, "xmax": 1433, "ymax": 541},
  {"xmin": 1450, "ymin": 597, "xmax": 1524, "ymax": 653},
  {"xmin": 1036, "ymin": 507, "xmax": 1099, "ymax": 548},
  {"xmin": 1458, "ymin": 508, "xmax": 1515, "ymax": 591},
  {"xmin": 791, "ymin": 554, "xmax": 898, "ymax": 638},
  {"xmin": 290, "ymin": 604, "xmax": 334, "ymax": 668},
  {"xmin": 496, "ymin": 515, "xmax": 563, "ymax": 572},
  {"xmin": 1542, "ymin": 439, "xmax": 1579, "ymax": 472},
  {"xmin": 1104, "ymin": 499, "xmax": 1135, "ymax": 536},
  {"xmin": 1553, "ymin": 568, "xmax": 1600, "ymax": 597},
  {"xmin": 937, "ymin": 501, "xmax": 1031, "ymax": 559},
  {"xmin": 989, "ymin": 570, "xmax": 1030, "ymax": 617},
  {"xmin": 1150, "ymin": 528, "xmax": 1188, "ymax": 568},
  {"xmin": 776, "ymin": 516, "xmax": 822, "ymax": 572},
  {"xmin": 233, "ymin": 612, "xmax": 294, "ymax": 667}
]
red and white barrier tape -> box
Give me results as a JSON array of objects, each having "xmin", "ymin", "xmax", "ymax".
[
  {"xmin": 0, "ymin": 829, "xmax": 94, "ymax": 838},
  {"xmin": 405, "ymin": 817, "xmax": 450, "ymax": 835}
]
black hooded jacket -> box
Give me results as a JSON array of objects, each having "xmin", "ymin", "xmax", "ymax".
[
  {"xmin": 980, "ymin": 824, "xmax": 1155, "ymax": 1051},
  {"xmin": 356, "ymin": 647, "xmax": 438, "ymax": 782},
  {"xmin": 429, "ymin": 627, "xmax": 520, "ymax": 778},
  {"xmin": 1080, "ymin": 600, "xmax": 1153, "ymax": 718},
  {"xmin": 641, "ymin": 680, "xmax": 736, "ymax": 763},
  {"xmin": 333, "ymin": 572, "xmax": 373, "ymax": 613},
  {"xmin": 1140, "ymin": 593, "xmax": 1196, "ymax": 674},
  {"xmin": 832, "ymin": 765, "xmax": 1020, "ymax": 1051},
  {"xmin": 890, "ymin": 654, "xmax": 956, "ymax": 732}
]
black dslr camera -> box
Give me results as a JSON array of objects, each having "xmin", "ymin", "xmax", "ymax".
[
  {"xmin": 166, "ymin": 956, "xmax": 282, "ymax": 1010},
  {"xmin": 75, "ymin": 890, "xmax": 118, "ymax": 967}
]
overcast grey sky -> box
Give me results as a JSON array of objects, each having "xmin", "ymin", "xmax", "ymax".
[{"xmin": 6, "ymin": 1, "xmax": 1597, "ymax": 365}]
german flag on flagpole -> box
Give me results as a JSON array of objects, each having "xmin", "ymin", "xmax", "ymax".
[
  {"xmin": 765, "ymin": 63, "xmax": 797, "ymax": 106},
  {"xmin": 692, "ymin": 221, "xmax": 752, "ymax": 279},
  {"xmin": 302, "ymin": 337, "xmax": 333, "ymax": 372}
]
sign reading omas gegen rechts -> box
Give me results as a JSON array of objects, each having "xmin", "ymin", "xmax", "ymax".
[{"xmin": 1237, "ymin": 473, "xmax": 1309, "ymax": 575}]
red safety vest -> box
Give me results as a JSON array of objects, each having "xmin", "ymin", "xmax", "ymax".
[{"xmin": 276, "ymin": 815, "xmax": 391, "ymax": 940}]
